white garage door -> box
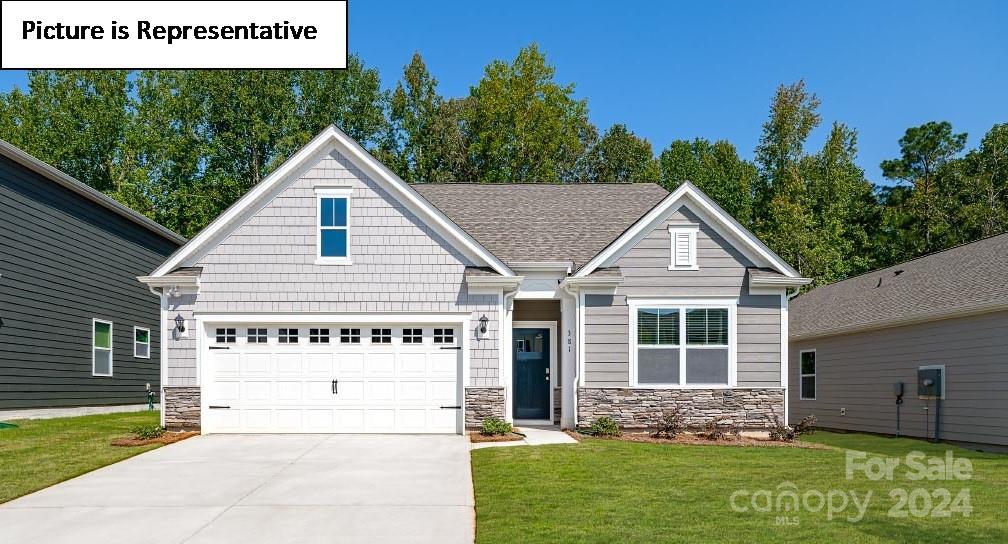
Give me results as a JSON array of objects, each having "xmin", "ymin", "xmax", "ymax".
[{"xmin": 202, "ymin": 324, "xmax": 462, "ymax": 434}]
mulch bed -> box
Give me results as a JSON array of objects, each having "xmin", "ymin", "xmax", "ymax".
[
  {"xmin": 111, "ymin": 431, "xmax": 199, "ymax": 447},
  {"xmin": 468, "ymin": 432, "xmax": 526, "ymax": 443},
  {"xmin": 570, "ymin": 430, "xmax": 827, "ymax": 449}
]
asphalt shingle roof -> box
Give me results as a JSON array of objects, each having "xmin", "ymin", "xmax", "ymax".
[
  {"xmin": 790, "ymin": 233, "xmax": 1008, "ymax": 339},
  {"xmin": 412, "ymin": 183, "xmax": 669, "ymax": 269}
]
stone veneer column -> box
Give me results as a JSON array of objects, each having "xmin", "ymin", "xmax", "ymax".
[
  {"xmin": 577, "ymin": 388, "xmax": 784, "ymax": 429},
  {"xmin": 163, "ymin": 386, "xmax": 201, "ymax": 430},
  {"xmin": 464, "ymin": 386, "xmax": 506, "ymax": 428}
]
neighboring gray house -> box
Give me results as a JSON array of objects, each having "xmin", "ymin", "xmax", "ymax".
[
  {"xmin": 0, "ymin": 140, "xmax": 185, "ymax": 412},
  {"xmin": 140, "ymin": 125, "xmax": 809, "ymax": 433},
  {"xmin": 789, "ymin": 233, "xmax": 1008, "ymax": 447}
]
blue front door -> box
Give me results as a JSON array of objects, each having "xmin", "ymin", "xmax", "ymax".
[{"xmin": 513, "ymin": 328, "xmax": 550, "ymax": 420}]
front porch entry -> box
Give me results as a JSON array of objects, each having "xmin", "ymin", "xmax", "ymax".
[{"xmin": 513, "ymin": 327, "xmax": 551, "ymax": 420}]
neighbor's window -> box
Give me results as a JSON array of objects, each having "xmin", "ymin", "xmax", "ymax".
[
  {"xmin": 318, "ymin": 191, "xmax": 350, "ymax": 261},
  {"xmin": 309, "ymin": 328, "xmax": 330, "ymax": 343},
  {"xmin": 279, "ymin": 328, "xmax": 299, "ymax": 343},
  {"xmin": 93, "ymin": 319, "xmax": 113, "ymax": 376},
  {"xmin": 800, "ymin": 350, "xmax": 816, "ymax": 400},
  {"xmin": 433, "ymin": 328, "xmax": 455, "ymax": 344},
  {"xmin": 216, "ymin": 328, "xmax": 236, "ymax": 343},
  {"xmin": 633, "ymin": 304, "xmax": 732, "ymax": 386},
  {"xmin": 402, "ymin": 328, "xmax": 422, "ymax": 344},
  {"xmin": 134, "ymin": 327, "xmax": 150, "ymax": 359},
  {"xmin": 340, "ymin": 328, "xmax": 361, "ymax": 344},
  {"xmin": 247, "ymin": 328, "xmax": 267, "ymax": 343},
  {"xmin": 668, "ymin": 225, "xmax": 699, "ymax": 270},
  {"xmin": 371, "ymin": 328, "xmax": 392, "ymax": 344}
]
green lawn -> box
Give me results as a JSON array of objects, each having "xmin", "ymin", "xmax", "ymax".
[
  {"xmin": 0, "ymin": 410, "xmax": 163, "ymax": 503},
  {"xmin": 471, "ymin": 432, "xmax": 1008, "ymax": 543}
]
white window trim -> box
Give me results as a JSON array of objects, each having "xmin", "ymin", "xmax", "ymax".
[
  {"xmin": 799, "ymin": 349, "xmax": 816, "ymax": 400},
  {"xmin": 315, "ymin": 186, "xmax": 353, "ymax": 265},
  {"xmin": 92, "ymin": 318, "xmax": 113, "ymax": 377},
  {"xmin": 628, "ymin": 298, "xmax": 737, "ymax": 389},
  {"xmin": 668, "ymin": 224, "xmax": 699, "ymax": 271},
  {"xmin": 133, "ymin": 326, "xmax": 151, "ymax": 359}
]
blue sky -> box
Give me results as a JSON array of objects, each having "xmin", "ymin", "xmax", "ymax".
[{"xmin": 1, "ymin": 1, "xmax": 1005, "ymax": 183}]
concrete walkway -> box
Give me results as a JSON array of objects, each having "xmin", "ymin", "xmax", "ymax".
[
  {"xmin": 0, "ymin": 434, "xmax": 474, "ymax": 544},
  {"xmin": 471, "ymin": 425, "xmax": 579, "ymax": 449}
]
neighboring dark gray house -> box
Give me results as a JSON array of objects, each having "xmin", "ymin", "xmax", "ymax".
[
  {"xmin": 139, "ymin": 125, "xmax": 809, "ymax": 434},
  {"xmin": 789, "ymin": 233, "xmax": 1008, "ymax": 447},
  {"xmin": 0, "ymin": 140, "xmax": 185, "ymax": 412}
]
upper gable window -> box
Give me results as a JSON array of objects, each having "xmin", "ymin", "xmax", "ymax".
[
  {"xmin": 668, "ymin": 224, "xmax": 699, "ymax": 271},
  {"xmin": 316, "ymin": 187, "xmax": 352, "ymax": 264}
]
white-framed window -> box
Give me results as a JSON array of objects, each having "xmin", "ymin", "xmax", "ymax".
[
  {"xmin": 247, "ymin": 328, "xmax": 268, "ymax": 343},
  {"xmin": 279, "ymin": 328, "xmax": 299, "ymax": 343},
  {"xmin": 371, "ymin": 328, "xmax": 392, "ymax": 343},
  {"xmin": 800, "ymin": 350, "xmax": 816, "ymax": 400},
  {"xmin": 215, "ymin": 328, "xmax": 236, "ymax": 343},
  {"xmin": 629, "ymin": 299, "xmax": 736, "ymax": 387},
  {"xmin": 316, "ymin": 187, "xmax": 352, "ymax": 264},
  {"xmin": 402, "ymin": 328, "xmax": 422, "ymax": 344},
  {"xmin": 92, "ymin": 319, "xmax": 113, "ymax": 376},
  {"xmin": 309, "ymin": 328, "xmax": 330, "ymax": 343},
  {"xmin": 340, "ymin": 328, "xmax": 361, "ymax": 344},
  {"xmin": 133, "ymin": 326, "xmax": 150, "ymax": 359},
  {"xmin": 433, "ymin": 328, "xmax": 455, "ymax": 344},
  {"xmin": 668, "ymin": 224, "xmax": 699, "ymax": 271}
]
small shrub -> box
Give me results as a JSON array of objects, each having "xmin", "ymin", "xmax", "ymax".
[
  {"xmin": 480, "ymin": 417, "xmax": 513, "ymax": 436},
  {"xmin": 590, "ymin": 416, "xmax": 621, "ymax": 437},
  {"xmin": 697, "ymin": 416, "xmax": 741, "ymax": 441},
  {"xmin": 650, "ymin": 407, "xmax": 686, "ymax": 439},
  {"xmin": 768, "ymin": 415, "xmax": 817, "ymax": 442},
  {"xmin": 131, "ymin": 424, "xmax": 165, "ymax": 440}
]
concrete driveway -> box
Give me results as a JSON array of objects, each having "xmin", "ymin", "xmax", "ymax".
[{"xmin": 0, "ymin": 434, "xmax": 474, "ymax": 544}]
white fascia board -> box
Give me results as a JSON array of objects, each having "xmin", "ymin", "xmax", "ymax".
[
  {"xmin": 149, "ymin": 125, "xmax": 514, "ymax": 278},
  {"xmin": 559, "ymin": 277, "xmax": 622, "ymax": 289},
  {"xmin": 510, "ymin": 261, "xmax": 574, "ymax": 274},
  {"xmin": 137, "ymin": 275, "xmax": 200, "ymax": 289},
  {"xmin": 574, "ymin": 181, "xmax": 801, "ymax": 279},
  {"xmin": 466, "ymin": 275, "xmax": 524, "ymax": 295}
]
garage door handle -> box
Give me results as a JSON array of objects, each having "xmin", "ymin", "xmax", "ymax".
[
  {"xmin": 440, "ymin": 405, "xmax": 462, "ymax": 409},
  {"xmin": 209, "ymin": 346, "xmax": 230, "ymax": 350},
  {"xmin": 332, "ymin": 379, "xmax": 338, "ymax": 395},
  {"xmin": 440, "ymin": 346, "xmax": 461, "ymax": 350},
  {"xmin": 208, "ymin": 405, "xmax": 230, "ymax": 409}
]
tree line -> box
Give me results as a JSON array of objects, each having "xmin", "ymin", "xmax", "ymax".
[{"xmin": 1, "ymin": 44, "xmax": 1004, "ymax": 288}]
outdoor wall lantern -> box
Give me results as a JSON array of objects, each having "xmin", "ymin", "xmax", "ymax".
[
  {"xmin": 174, "ymin": 314, "xmax": 186, "ymax": 334},
  {"xmin": 478, "ymin": 314, "xmax": 489, "ymax": 337}
]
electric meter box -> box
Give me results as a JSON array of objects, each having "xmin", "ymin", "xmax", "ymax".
[{"xmin": 917, "ymin": 367, "xmax": 944, "ymax": 399}]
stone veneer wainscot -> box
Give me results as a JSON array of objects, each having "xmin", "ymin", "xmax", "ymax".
[
  {"xmin": 577, "ymin": 387, "xmax": 784, "ymax": 429},
  {"xmin": 163, "ymin": 386, "xmax": 200, "ymax": 430},
  {"xmin": 464, "ymin": 386, "xmax": 505, "ymax": 428}
]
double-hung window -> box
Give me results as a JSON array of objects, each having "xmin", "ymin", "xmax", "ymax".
[
  {"xmin": 317, "ymin": 187, "xmax": 351, "ymax": 264},
  {"xmin": 631, "ymin": 300, "xmax": 734, "ymax": 387},
  {"xmin": 93, "ymin": 319, "xmax": 113, "ymax": 376},
  {"xmin": 800, "ymin": 350, "xmax": 816, "ymax": 400},
  {"xmin": 134, "ymin": 327, "xmax": 150, "ymax": 359}
]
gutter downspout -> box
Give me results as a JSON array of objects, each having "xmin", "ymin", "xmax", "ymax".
[
  {"xmin": 560, "ymin": 279, "xmax": 580, "ymax": 428},
  {"xmin": 786, "ymin": 286, "xmax": 802, "ymax": 300}
]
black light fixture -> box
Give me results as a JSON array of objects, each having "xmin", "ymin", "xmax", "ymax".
[
  {"xmin": 478, "ymin": 315, "xmax": 489, "ymax": 335},
  {"xmin": 174, "ymin": 314, "xmax": 186, "ymax": 334}
]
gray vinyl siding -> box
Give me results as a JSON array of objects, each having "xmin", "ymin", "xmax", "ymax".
[
  {"xmin": 0, "ymin": 155, "xmax": 178, "ymax": 409},
  {"xmin": 789, "ymin": 310, "xmax": 1008, "ymax": 447},
  {"xmin": 166, "ymin": 148, "xmax": 500, "ymax": 387},
  {"xmin": 583, "ymin": 206, "xmax": 782, "ymax": 387}
]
